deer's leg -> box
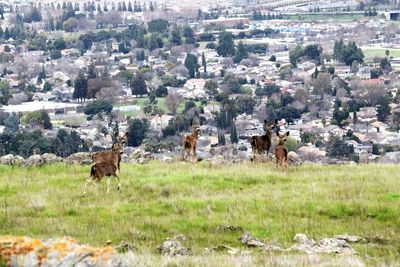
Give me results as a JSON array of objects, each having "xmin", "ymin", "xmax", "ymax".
[
  {"xmin": 82, "ymin": 177, "xmax": 94, "ymax": 197},
  {"xmin": 106, "ymin": 176, "xmax": 111, "ymax": 194},
  {"xmin": 114, "ymin": 174, "xmax": 121, "ymax": 191},
  {"xmin": 190, "ymin": 146, "xmax": 195, "ymax": 163}
]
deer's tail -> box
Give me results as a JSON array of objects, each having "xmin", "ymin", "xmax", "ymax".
[{"xmin": 90, "ymin": 165, "xmax": 96, "ymax": 177}]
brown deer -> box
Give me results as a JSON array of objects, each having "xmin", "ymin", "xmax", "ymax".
[
  {"xmin": 251, "ymin": 120, "xmax": 276, "ymax": 161},
  {"xmin": 183, "ymin": 124, "xmax": 200, "ymax": 162},
  {"xmin": 274, "ymin": 131, "xmax": 289, "ymax": 171},
  {"xmin": 92, "ymin": 132, "xmax": 128, "ymax": 172},
  {"xmin": 81, "ymin": 158, "xmax": 120, "ymax": 197}
]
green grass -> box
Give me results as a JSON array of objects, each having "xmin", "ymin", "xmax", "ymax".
[
  {"xmin": 0, "ymin": 163, "xmax": 399, "ymax": 264},
  {"xmin": 362, "ymin": 48, "xmax": 400, "ymax": 60},
  {"xmin": 283, "ymin": 13, "xmax": 364, "ymax": 21}
]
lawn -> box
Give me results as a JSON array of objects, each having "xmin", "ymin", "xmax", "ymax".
[
  {"xmin": 283, "ymin": 13, "xmax": 364, "ymax": 21},
  {"xmin": 362, "ymin": 47, "xmax": 400, "ymax": 60},
  {"xmin": 0, "ymin": 162, "xmax": 399, "ymax": 265}
]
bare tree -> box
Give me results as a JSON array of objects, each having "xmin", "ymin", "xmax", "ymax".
[{"xmin": 166, "ymin": 91, "xmax": 183, "ymax": 114}]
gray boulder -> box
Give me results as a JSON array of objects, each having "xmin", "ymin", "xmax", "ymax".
[
  {"xmin": 41, "ymin": 153, "xmax": 63, "ymax": 164},
  {"xmin": 291, "ymin": 233, "xmax": 356, "ymax": 255},
  {"xmin": 25, "ymin": 155, "xmax": 44, "ymax": 167},
  {"xmin": 13, "ymin": 155, "xmax": 25, "ymax": 165},
  {"xmin": 64, "ymin": 152, "xmax": 92, "ymax": 165},
  {"xmin": 157, "ymin": 234, "xmax": 190, "ymax": 256},
  {"xmin": 0, "ymin": 154, "xmax": 15, "ymax": 165},
  {"xmin": 288, "ymin": 151, "xmax": 302, "ymax": 165}
]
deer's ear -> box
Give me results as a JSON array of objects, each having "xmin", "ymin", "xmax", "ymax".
[
  {"xmin": 286, "ymin": 131, "xmax": 290, "ymax": 136},
  {"xmin": 124, "ymin": 132, "xmax": 129, "ymax": 138},
  {"xmin": 264, "ymin": 119, "xmax": 267, "ymax": 124},
  {"xmin": 190, "ymin": 120, "xmax": 193, "ymax": 126},
  {"xmin": 274, "ymin": 119, "xmax": 278, "ymax": 124}
]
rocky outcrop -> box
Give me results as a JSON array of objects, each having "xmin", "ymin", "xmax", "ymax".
[
  {"xmin": 24, "ymin": 155, "xmax": 44, "ymax": 167},
  {"xmin": 157, "ymin": 234, "xmax": 190, "ymax": 256},
  {"xmin": 64, "ymin": 152, "xmax": 93, "ymax": 165},
  {"xmin": 288, "ymin": 151, "xmax": 302, "ymax": 165},
  {"xmin": 0, "ymin": 236, "xmax": 126, "ymax": 266},
  {"xmin": 291, "ymin": 233, "xmax": 356, "ymax": 255},
  {"xmin": 129, "ymin": 149, "xmax": 153, "ymax": 164},
  {"xmin": 240, "ymin": 232, "xmax": 282, "ymax": 251},
  {"xmin": 297, "ymin": 146, "xmax": 326, "ymax": 162},
  {"xmin": 41, "ymin": 153, "xmax": 63, "ymax": 164}
]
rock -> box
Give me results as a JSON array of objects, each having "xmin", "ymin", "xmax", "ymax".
[
  {"xmin": 379, "ymin": 151, "xmax": 400, "ymax": 164},
  {"xmin": 13, "ymin": 155, "xmax": 25, "ymax": 165},
  {"xmin": 291, "ymin": 233, "xmax": 356, "ymax": 255},
  {"xmin": 157, "ymin": 235, "xmax": 190, "ymax": 256},
  {"xmin": 41, "ymin": 153, "xmax": 62, "ymax": 164},
  {"xmin": 297, "ymin": 146, "xmax": 326, "ymax": 162},
  {"xmin": 0, "ymin": 236, "xmax": 125, "ymax": 267},
  {"xmin": 288, "ymin": 151, "xmax": 301, "ymax": 165},
  {"xmin": 0, "ymin": 154, "xmax": 14, "ymax": 165},
  {"xmin": 64, "ymin": 152, "xmax": 92, "ymax": 165},
  {"xmin": 240, "ymin": 232, "xmax": 282, "ymax": 251},
  {"xmin": 25, "ymin": 155, "xmax": 44, "ymax": 167},
  {"xmin": 334, "ymin": 234, "xmax": 364, "ymax": 243}
]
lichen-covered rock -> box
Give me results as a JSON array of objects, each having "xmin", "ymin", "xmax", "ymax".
[
  {"xmin": 0, "ymin": 154, "xmax": 15, "ymax": 165},
  {"xmin": 291, "ymin": 233, "xmax": 356, "ymax": 255},
  {"xmin": 25, "ymin": 155, "xmax": 44, "ymax": 167},
  {"xmin": 157, "ymin": 235, "xmax": 190, "ymax": 256},
  {"xmin": 288, "ymin": 151, "xmax": 301, "ymax": 165},
  {"xmin": 13, "ymin": 155, "xmax": 25, "ymax": 165},
  {"xmin": 64, "ymin": 152, "xmax": 92, "ymax": 165},
  {"xmin": 41, "ymin": 153, "xmax": 63, "ymax": 164},
  {"xmin": 0, "ymin": 236, "xmax": 126, "ymax": 267}
]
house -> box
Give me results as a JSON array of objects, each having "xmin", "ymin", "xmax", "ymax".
[
  {"xmin": 182, "ymin": 79, "xmax": 206, "ymax": 99},
  {"xmin": 150, "ymin": 114, "xmax": 174, "ymax": 130}
]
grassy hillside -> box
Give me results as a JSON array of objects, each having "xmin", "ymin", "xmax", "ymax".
[{"xmin": 0, "ymin": 162, "xmax": 399, "ymax": 265}]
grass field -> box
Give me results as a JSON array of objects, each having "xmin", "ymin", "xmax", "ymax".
[
  {"xmin": 1, "ymin": 162, "xmax": 399, "ymax": 265},
  {"xmin": 283, "ymin": 13, "xmax": 364, "ymax": 21},
  {"xmin": 362, "ymin": 47, "xmax": 400, "ymax": 61}
]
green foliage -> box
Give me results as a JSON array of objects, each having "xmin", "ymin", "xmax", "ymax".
[
  {"xmin": 255, "ymin": 83, "xmax": 280, "ymax": 97},
  {"xmin": 0, "ymin": 80, "xmax": 11, "ymax": 105},
  {"xmin": 148, "ymin": 19, "xmax": 169, "ymax": 33},
  {"xmin": 333, "ymin": 40, "xmax": 364, "ymax": 66},
  {"xmin": 23, "ymin": 6, "xmax": 42, "ymax": 23},
  {"xmin": 230, "ymin": 124, "xmax": 238, "ymax": 144},
  {"xmin": 170, "ymin": 26, "xmax": 182, "ymax": 46},
  {"xmin": 233, "ymin": 41, "xmax": 248, "ymax": 63},
  {"xmin": 370, "ymin": 68, "xmax": 383, "ymax": 79},
  {"xmin": 285, "ymin": 136, "xmax": 298, "ymax": 152},
  {"xmin": 131, "ymin": 72, "xmax": 148, "ymax": 96},
  {"xmin": 218, "ymin": 132, "xmax": 226, "ymax": 145},
  {"xmin": 300, "ymin": 132, "xmax": 318, "ymax": 144},
  {"xmin": 377, "ymin": 94, "xmax": 391, "ymax": 122},
  {"xmin": 127, "ymin": 118, "xmax": 149, "ymax": 146},
  {"xmin": 73, "ymin": 72, "xmax": 88, "ymax": 101},
  {"xmin": 154, "ymin": 85, "xmax": 168, "ymax": 97},
  {"xmin": 50, "ymin": 49, "xmax": 62, "ymax": 60},
  {"xmin": 184, "ymin": 53, "xmax": 198, "ymax": 78},
  {"xmin": 289, "ymin": 44, "xmax": 322, "ymax": 67},
  {"xmin": 3, "ymin": 113, "xmax": 20, "ymax": 132},
  {"xmin": 216, "ymin": 32, "xmax": 235, "ymax": 57},
  {"xmin": 84, "ymin": 100, "xmax": 113, "ymax": 118},
  {"xmin": 23, "ymin": 110, "xmax": 52, "ymax": 130},
  {"xmin": 327, "ymin": 135, "xmax": 355, "ymax": 159}
]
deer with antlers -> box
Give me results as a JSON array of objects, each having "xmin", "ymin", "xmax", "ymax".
[
  {"xmin": 251, "ymin": 119, "xmax": 277, "ymax": 161},
  {"xmin": 274, "ymin": 131, "xmax": 289, "ymax": 172},
  {"xmin": 183, "ymin": 123, "xmax": 201, "ymax": 163}
]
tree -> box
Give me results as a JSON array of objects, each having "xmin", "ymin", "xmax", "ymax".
[
  {"xmin": 230, "ymin": 124, "xmax": 238, "ymax": 144},
  {"xmin": 166, "ymin": 91, "xmax": 183, "ymax": 114},
  {"xmin": 148, "ymin": 19, "xmax": 169, "ymax": 33},
  {"xmin": 43, "ymin": 81, "xmax": 52, "ymax": 92},
  {"xmin": 218, "ymin": 132, "xmax": 226, "ymax": 145},
  {"xmin": 155, "ymin": 85, "xmax": 168, "ymax": 97},
  {"xmin": 216, "ymin": 32, "xmax": 235, "ymax": 57},
  {"xmin": 127, "ymin": 118, "xmax": 149, "ymax": 146},
  {"xmin": 131, "ymin": 72, "xmax": 148, "ymax": 97},
  {"xmin": 23, "ymin": 6, "xmax": 42, "ymax": 22},
  {"xmin": 50, "ymin": 49, "xmax": 62, "ymax": 59},
  {"xmin": 73, "ymin": 72, "xmax": 88, "ymax": 102},
  {"xmin": 23, "ymin": 110, "xmax": 52, "ymax": 129},
  {"xmin": 327, "ymin": 135, "xmax": 355, "ymax": 159},
  {"xmin": 184, "ymin": 53, "xmax": 198, "ymax": 78},
  {"xmin": 3, "ymin": 113, "xmax": 19, "ymax": 132},
  {"xmin": 312, "ymin": 73, "xmax": 332, "ymax": 96},
  {"xmin": 170, "ymin": 26, "xmax": 182, "ymax": 46},
  {"xmin": 205, "ymin": 80, "xmax": 218, "ymax": 99},
  {"xmin": 183, "ymin": 26, "xmax": 194, "ymax": 44},
  {"xmin": 0, "ymin": 80, "xmax": 11, "ymax": 105},
  {"xmin": 377, "ymin": 94, "xmax": 391, "ymax": 122},
  {"xmin": 84, "ymin": 99, "xmax": 113, "ymax": 119},
  {"xmin": 233, "ymin": 41, "xmax": 248, "ymax": 63},
  {"xmin": 201, "ymin": 52, "xmax": 207, "ymax": 73},
  {"xmin": 385, "ymin": 49, "xmax": 390, "ymax": 57}
]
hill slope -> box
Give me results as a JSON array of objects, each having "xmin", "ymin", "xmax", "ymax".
[{"xmin": 0, "ymin": 162, "xmax": 399, "ymax": 265}]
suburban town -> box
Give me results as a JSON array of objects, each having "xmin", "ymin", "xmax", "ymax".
[{"xmin": 0, "ymin": 0, "xmax": 400, "ymax": 165}]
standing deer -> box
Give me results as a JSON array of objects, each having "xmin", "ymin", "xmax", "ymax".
[
  {"xmin": 92, "ymin": 132, "xmax": 128, "ymax": 172},
  {"xmin": 183, "ymin": 124, "xmax": 200, "ymax": 162},
  {"xmin": 274, "ymin": 131, "xmax": 289, "ymax": 172},
  {"xmin": 82, "ymin": 144, "xmax": 124, "ymax": 197},
  {"xmin": 251, "ymin": 120, "xmax": 277, "ymax": 161}
]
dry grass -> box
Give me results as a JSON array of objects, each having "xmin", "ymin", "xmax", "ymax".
[{"xmin": 1, "ymin": 162, "xmax": 400, "ymax": 265}]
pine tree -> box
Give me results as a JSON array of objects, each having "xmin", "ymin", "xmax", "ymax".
[
  {"xmin": 130, "ymin": 72, "xmax": 148, "ymax": 97},
  {"xmin": 73, "ymin": 72, "xmax": 88, "ymax": 102},
  {"xmin": 184, "ymin": 53, "xmax": 198, "ymax": 78},
  {"xmin": 128, "ymin": 1, "xmax": 133, "ymax": 12},
  {"xmin": 233, "ymin": 41, "xmax": 248, "ymax": 63}
]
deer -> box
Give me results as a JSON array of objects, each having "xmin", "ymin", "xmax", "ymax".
[
  {"xmin": 251, "ymin": 119, "xmax": 277, "ymax": 161},
  {"xmin": 91, "ymin": 132, "xmax": 128, "ymax": 173},
  {"xmin": 183, "ymin": 124, "xmax": 200, "ymax": 163},
  {"xmin": 274, "ymin": 131, "xmax": 289, "ymax": 172}
]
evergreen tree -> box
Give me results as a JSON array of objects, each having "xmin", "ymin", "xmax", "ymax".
[
  {"xmin": 230, "ymin": 124, "xmax": 238, "ymax": 144},
  {"xmin": 128, "ymin": 1, "xmax": 133, "ymax": 12},
  {"xmin": 73, "ymin": 72, "xmax": 88, "ymax": 102},
  {"xmin": 183, "ymin": 26, "xmax": 194, "ymax": 44},
  {"xmin": 216, "ymin": 31, "xmax": 235, "ymax": 57},
  {"xmin": 171, "ymin": 26, "xmax": 182, "ymax": 46},
  {"xmin": 233, "ymin": 41, "xmax": 248, "ymax": 63},
  {"xmin": 184, "ymin": 53, "xmax": 198, "ymax": 78},
  {"xmin": 130, "ymin": 72, "xmax": 148, "ymax": 96},
  {"xmin": 202, "ymin": 52, "xmax": 207, "ymax": 73}
]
